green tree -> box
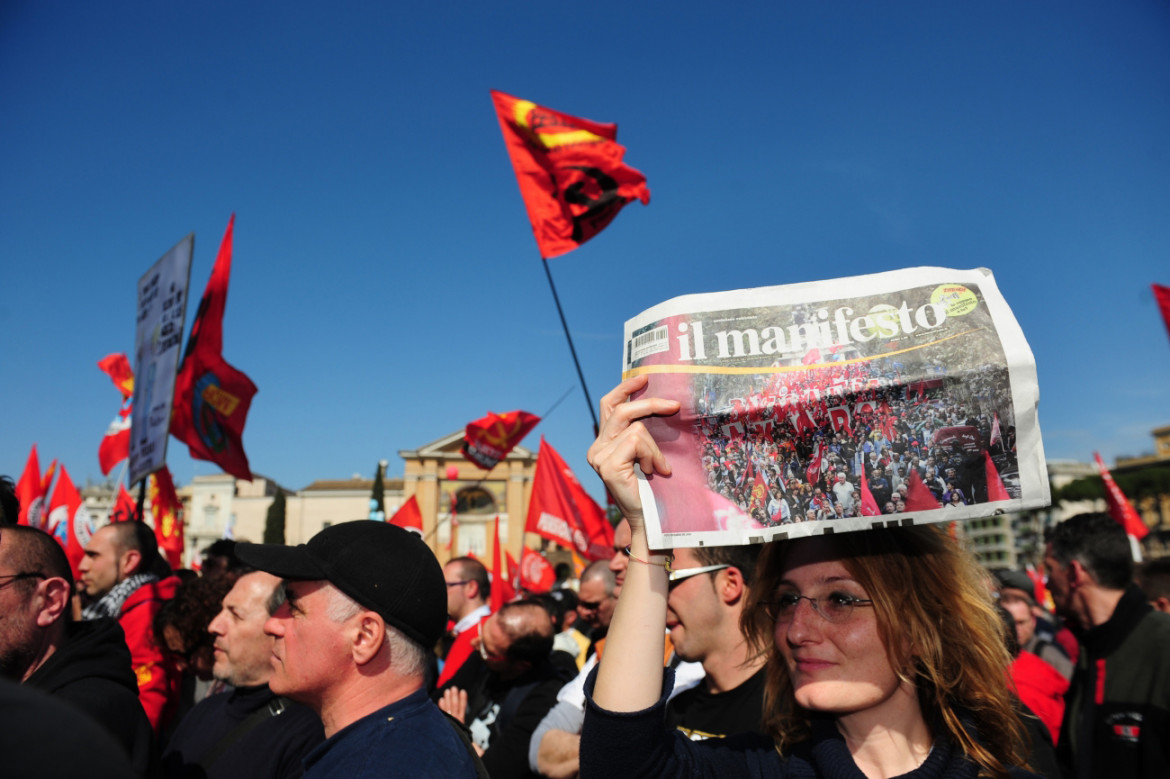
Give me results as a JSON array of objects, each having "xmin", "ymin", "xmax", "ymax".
[
  {"xmin": 264, "ymin": 491, "xmax": 287, "ymax": 544},
  {"xmin": 370, "ymin": 461, "xmax": 386, "ymax": 521}
]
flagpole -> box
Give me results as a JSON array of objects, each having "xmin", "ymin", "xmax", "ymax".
[{"xmin": 541, "ymin": 258, "xmax": 598, "ymax": 433}]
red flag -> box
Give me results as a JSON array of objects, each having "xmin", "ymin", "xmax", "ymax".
[
  {"xmin": 525, "ymin": 438, "xmax": 613, "ymax": 560},
  {"xmin": 1153, "ymin": 283, "xmax": 1170, "ymax": 342},
  {"xmin": 805, "ymin": 440, "xmax": 827, "ymax": 485},
  {"xmin": 490, "ymin": 90, "xmax": 650, "ymax": 259},
  {"xmin": 505, "ymin": 550, "xmax": 520, "ymax": 592},
  {"xmin": 98, "ymin": 353, "xmax": 135, "ymax": 399},
  {"xmin": 1093, "ymin": 452, "xmax": 1147, "ymax": 539},
  {"xmin": 99, "ymin": 404, "xmax": 133, "ymax": 476},
  {"xmin": 462, "ymin": 410, "xmax": 541, "ymax": 470},
  {"xmin": 489, "ymin": 516, "xmax": 514, "ymax": 611},
  {"xmin": 171, "ymin": 214, "xmax": 258, "ymax": 481},
  {"xmin": 985, "ymin": 451, "xmax": 1010, "ymax": 502},
  {"xmin": 1025, "ymin": 564, "xmax": 1049, "ymax": 608},
  {"xmin": 45, "ymin": 466, "xmax": 94, "ymax": 579},
  {"xmin": 858, "ymin": 467, "xmax": 882, "ymax": 517},
  {"xmin": 388, "ymin": 495, "xmax": 424, "ymax": 535},
  {"xmin": 149, "ymin": 467, "xmax": 185, "ymax": 568},
  {"xmin": 111, "ymin": 483, "xmax": 140, "ymax": 523},
  {"xmin": 14, "ymin": 446, "xmax": 47, "ymax": 527},
  {"xmin": 903, "ymin": 469, "xmax": 943, "ymax": 512},
  {"xmin": 519, "ymin": 547, "xmax": 556, "ymax": 593}
]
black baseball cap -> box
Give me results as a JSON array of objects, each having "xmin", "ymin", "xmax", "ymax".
[
  {"xmin": 995, "ymin": 570, "xmax": 1037, "ymax": 605},
  {"xmin": 235, "ymin": 520, "xmax": 446, "ymax": 649}
]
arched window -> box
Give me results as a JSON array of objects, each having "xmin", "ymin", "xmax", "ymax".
[{"xmin": 455, "ymin": 487, "xmax": 496, "ymax": 515}]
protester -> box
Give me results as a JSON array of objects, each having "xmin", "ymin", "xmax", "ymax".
[
  {"xmin": 162, "ymin": 571, "xmax": 324, "ymax": 779},
  {"xmin": 154, "ymin": 575, "xmax": 235, "ymax": 706},
  {"xmin": 436, "ymin": 599, "xmax": 573, "ymax": 778},
  {"xmin": 573, "ymin": 560, "xmax": 617, "ymax": 654},
  {"xmin": 582, "ymin": 376, "xmax": 1037, "ymax": 778},
  {"xmin": 235, "ymin": 521, "xmax": 483, "ymax": 777},
  {"xmin": 80, "ymin": 520, "xmax": 183, "ymax": 734},
  {"xmin": 1045, "ymin": 513, "xmax": 1170, "ymax": 778},
  {"xmin": 0, "ymin": 524, "xmax": 154, "ymax": 776},
  {"xmin": 995, "ymin": 569, "xmax": 1072, "ymax": 680},
  {"xmin": 198, "ymin": 539, "xmax": 245, "ymax": 581},
  {"xmin": 533, "ymin": 588, "xmax": 590, "ymax": 670},
  {"xmin": 995, "ymin": 605, "xmax": 1062, "ymax": 778},
  {"xmin": 663, "ymin": 543, "xmax": 767, "ymax": 741},
  {"xmin": 436, "ymin": 556, "xmax": 492, "ymax": 688}
]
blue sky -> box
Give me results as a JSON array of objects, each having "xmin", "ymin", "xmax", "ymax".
[{"xmin": 3, "ymin": 1, "xmax": 1169, "ymax": 503}]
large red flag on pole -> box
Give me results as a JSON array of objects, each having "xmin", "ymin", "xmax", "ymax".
[
  {"xmin": 171, "ymin": 215, "xmax": 258, "ymax": 481},
  {"xmin": 98, "ymin": 353, "xmax": 135, "ymax": 399},
  {"xmin": 489, "ymin": 516, "xmax": 514, "ymax": 611},
  {"xmin": 1153, "ymin": 283, "xmax": 1170, "ymax": 343},
  {"xmin": 1093, "ymin": 452, "xmax": 1148, "ymax": 539},
  {"xmin": 388, "ymin": 494, "xmax": 424, "ymax": 535},
  {"xmin": 525, "ymin": 438, "xmax": 613, "ymax": 560},
  {"xmin": 149, "ymin": 466, "xmax": 185, "ymax": 568},
  {"xmin": 519, "ymin": 547, "xmax": 556, "ymax": 593},
  {"xmin": 462, "ymin": 410, "xmax": 541, "ymax": 470},
  {"xmin": 98, "ymin": 354, "xmax": 135, "ymax": 475},
  {"xmin": 490, "ymin": 91, "xmax": 650, "ymax": 260}
]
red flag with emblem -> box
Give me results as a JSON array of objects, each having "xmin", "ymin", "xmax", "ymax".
[
  {"xmin": 14, "ymin": 446, "xmax": 48, "ymax": 527},
  {"xmin": 98, "ymin": 353, "xmax": 135, "ymax": 399},
  {"xmin": 1093, "ymin": 452, "xmax": 1148, "ymax": 539},
  {"xmin": 149, "ymin": 466, "xmax": 185, "ymax": 568},
  {"xmin": 491, "ymin": 90, "xmax": 650, "ymax": 259},
  {"xmin": 388, "ymin": 494, "xmax": 424, "ymax": 535},
  {"xmin": 111, "ymin": 483, "xmax": 140, "ymax": 523},
  {"xmin": 462, "ymin": 410, "xmax": 541, "ymax": 470},
  {"xmin": 45, "ymin": 466, "xmax": 94, "ymax": 578},
  {"xmin": 99, "ymin": 404, "xmax": 133, "ymax": 476},
  {"xmin": 525, "ymin": 438, "xmax": 613, "ymax": 560},
  {"xmin": 519, "ymin": 547, "xmax": 556, "ymax": 593},
  {"xmin": 171, "ymin": 214, "xmax": 257, "ymax": 481}
]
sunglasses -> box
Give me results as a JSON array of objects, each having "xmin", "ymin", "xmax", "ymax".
[{"xmin": 667, "ymin": 564, "xmax": 730, "ymax": 588}]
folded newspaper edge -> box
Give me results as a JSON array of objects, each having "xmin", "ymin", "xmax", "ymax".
[{"xmin": 624, "ymin": 266, "xmax": 1049, "ymax": 549}]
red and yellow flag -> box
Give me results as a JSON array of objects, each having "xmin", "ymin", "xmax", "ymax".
[
  {"xmin": 149, "ymin": 466, "xmax": 185, "ymax": 568},
  {"xmin": 491, "ymin": 91, "xmax": 649, "ymax": 259},
  {"xmin": 462, "ymin": 409, "xmax": 541, "ymax": 470}
]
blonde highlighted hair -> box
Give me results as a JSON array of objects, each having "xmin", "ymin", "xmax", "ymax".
[{"xmin": 741, "ymin": 524, "xmax": 1028, "ymax": 778}]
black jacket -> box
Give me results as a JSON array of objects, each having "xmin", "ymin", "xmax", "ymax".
[
  {"xmin": 1059, "ymin": 585, "xmax": 1170, "ymax": 779},
  {"xmin": 25, "ymin": 617, "xmax": 156, "ymax": 776}
]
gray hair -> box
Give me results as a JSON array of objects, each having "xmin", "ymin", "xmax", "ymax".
[{"xmin": 324, "ymin": 584, "xmax": 427, "ymax": 678}]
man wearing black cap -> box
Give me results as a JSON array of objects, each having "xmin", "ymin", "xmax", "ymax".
[{"xmin": 235, "ymin": 521, "xmax": 482, "ymax": 778}]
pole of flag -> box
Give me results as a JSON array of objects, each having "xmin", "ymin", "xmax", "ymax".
[{"xmin": 541, "ymin": 259, "xmax": 598, "ymax": 433}]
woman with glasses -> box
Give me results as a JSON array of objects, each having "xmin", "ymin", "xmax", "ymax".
[{"xmin": 581, "ymin": 376, "xmax": 1038, "ymax": 779}]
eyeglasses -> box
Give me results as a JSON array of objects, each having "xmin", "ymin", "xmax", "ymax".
[
  {"xmin": 0, "ymin": 572, "xmax": 46, "ymax": 591},
  {"xmin": 577, "ymin": 595, "xmax": 614, "ymax": 611},
  {"xmin": 761, "ymin": 590, "xmax": 874, "ymax": 624},
  {"xmin": 445, "ymin": 580, "xmax": 470, "ymax": 588},
  {"xmin": 667, "ymin": 564, "xmax": 730, "ymax": 588}
]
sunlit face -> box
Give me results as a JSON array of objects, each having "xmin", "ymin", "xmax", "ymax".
[
  {"xmin": 607, "ymin": 519, "xmax": 632, "ymax": 593},
  {"xmin": 263, "ymin": 580, "xmax": 353, "ymax": 707},
  {"xmin": 576, "ymin": 578, "xmax": 615, "ymax": 629},
  {"xmin": 472, "ymin": 611, "xmax": 513, "ymax": 673},
  {"xmin": 78, "ymin": 525, "xmax": 126, "ymax": 598},
  {"xmin": 443, "ymin": 562, "xmax": 472, "ymax": 621},
  {"xmin": 209, "ymin": 571, "xmax": 280, "ymax": 687},
  {"xmin": 773, "ymin": 539, "xmax": 910, "ymax": 720},
  {"xmin": 0, "ymin": 537, "xmax": 41, "ymax": 682},
  {"xmin": 665, "ymin": 548, "xmax": 721, "ymax": 663}
]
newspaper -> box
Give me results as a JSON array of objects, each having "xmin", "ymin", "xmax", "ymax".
[{"xmin": 624, "ymin": 267, "xmax": 1049, "ymax": 549}]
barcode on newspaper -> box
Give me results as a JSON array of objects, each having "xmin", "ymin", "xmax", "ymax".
[{"xmin": 629, "ymin": 325, "xmax": 669, "ymax": 362}]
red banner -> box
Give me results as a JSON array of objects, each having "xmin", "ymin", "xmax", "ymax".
[
  {"xmin": 491, "ymin": 90, "xmax": 649, "ymax": 259},
  {"xmin": 1094, "ymin": 452, "xmax": 1148, "ymax": 539},
  {"xmin": 98, "ymin": 353, "xmax": 135, "ymax": 399},
  {"xmin": 489, "ymin": 516, "xmax": 514, "ymax": 611},
  {"xmin": 171, "ymin": 215, "xmax": 257, "ymax": 481},
  {"xmin": 519, "ymin": 547, "xmax": 556, "ymax": 593},
  {"xmin": 985, "ymin": 452, "xmax": 1010, "ymax": 502},
  {"xmin": 14, "ymin": 446, "xmax": 47, "ymax": 527},
  {"xmin": 110, "ymin": 483, "xmax": 140, "ymax": 523},
  {"xmin": 1154, "ymin": 283, "xmax": 1170, "ymax": 342},
  {"xmin": 462, "ymin": 409, "xmax": 541, "ymax": 470},
  {"xmin": 149, "ymin": 466, "xmax": 185, "ymax": 568},
  {"xmin": 45, "ymin": 466, "xmax": 94, "ymax": 579},
  {"xmin": 903, "ymin": 469, "xmax": 942, "ymax": 512},
  {"xmin": 525, "ymin": 438, "xmax": 613, "ymax": 560},
  {"xmin": 99, "ymin": 404, "xmax": 132, "ymax": 476}
]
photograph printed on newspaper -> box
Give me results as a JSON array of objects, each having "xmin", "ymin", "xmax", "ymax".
[{"xmin": 624, "ymin": 267, "xmax": 1049, "ymax": 549}]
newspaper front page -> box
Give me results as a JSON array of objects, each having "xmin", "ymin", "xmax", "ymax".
[{"xmin": 623, "ymin": 267, "xmax": 1048, "ymax": 549}]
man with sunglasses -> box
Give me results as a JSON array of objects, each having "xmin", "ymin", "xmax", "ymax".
[
  {"xmin": 436, "ymin": 556, "xmax": 493, "ymax": 688},
  {"xmin": 0, "ymin": 525, "xmax": 153, "ymax": 775},
  {"xmin": 663, "ymin": 543, "xmax": 767, "ymax": 740}
]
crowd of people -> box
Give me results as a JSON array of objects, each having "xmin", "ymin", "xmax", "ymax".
[
  {"xmin": 692, "ymin": 355, "xmax": 1018, "ymax": 525},
  {"xmin": 2, "ymin": 376, "xmax": 1169, "ymax": 779}
]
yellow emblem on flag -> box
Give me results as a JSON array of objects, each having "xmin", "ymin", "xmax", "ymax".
[{"xmin": 135, "ymin": 663, "xmax": 154, "ymax": 688}]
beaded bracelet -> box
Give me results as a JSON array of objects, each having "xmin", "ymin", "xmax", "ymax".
[{"xmin": 623, "ymin": 545, "xmax": 674, "ymax": 574}]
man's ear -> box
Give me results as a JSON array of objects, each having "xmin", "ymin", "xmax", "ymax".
[
  {"xmin": 719, "ymin": 567, "xmax": 746, "ymax": 605},
  {"xmin": 351, "ymin": 612, "xmax": 387, "ymax": 666},
  {"xmin": 1067, "ymin": 559, "xmax": 1091, "ymax": 590},
  {"xmin": 119, "ymin": 549, "xmax": 142, "ymax": 578},
  {"xmin": 35, "ymin": 578, "xmax": 72, "ymax": 627}
]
